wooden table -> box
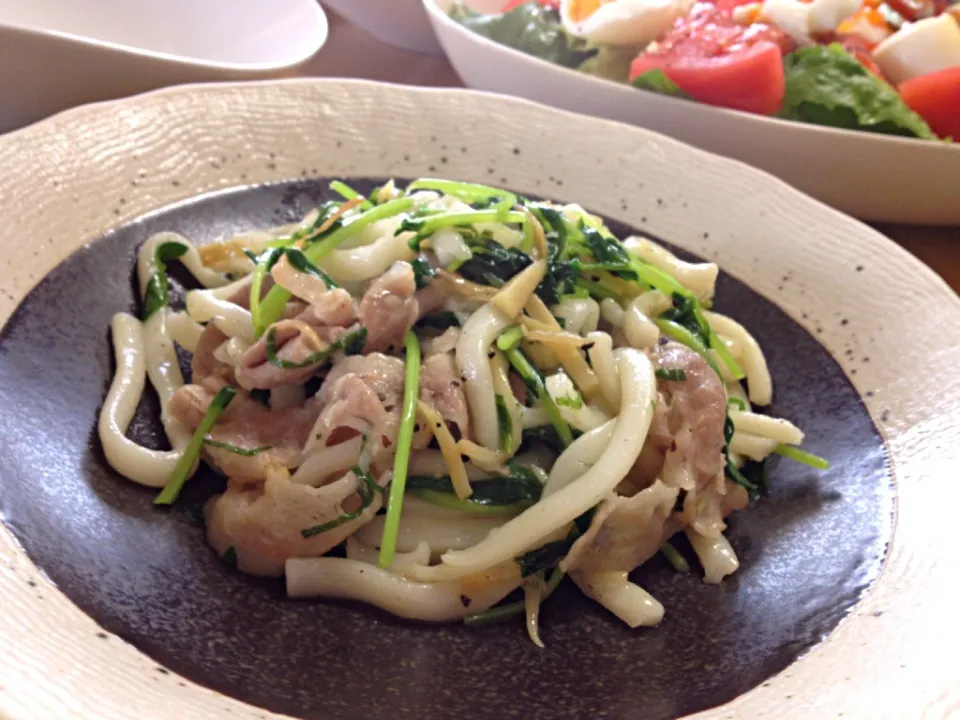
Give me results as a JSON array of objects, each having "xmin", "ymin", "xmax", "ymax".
[{"xmin": 304, "ymin": 10, "xmax": 960, "ymax": 294}]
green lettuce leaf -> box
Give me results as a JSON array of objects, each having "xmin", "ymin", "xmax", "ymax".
[
  {"xmin": 449, "ymin": 1, "xmax": 596, "ymax": 69},
  {"xmin": 629, "ymin": 68, "xmax": 691, "ymax": 99},
  {"xmin": 781, "ymin": 44, "xmax": 936, "ymax": 139},
  {"xmin": 579, "ymin": 46, "xmax": 640, "ymax": 83}
]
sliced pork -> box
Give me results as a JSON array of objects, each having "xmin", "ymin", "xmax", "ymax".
[
  {"xmin": 358, "ymin": 261, "xmax": 419, "ymax": 353},
  {"xmin": 235, "ymin": 288, "xmax": 357, "ymax": 390},
  {"xmin": 169, "ymin": 379, "xmax": 319, "ymax": 479},
  {"xmin": 206, "ymin": 465, "xmax": 384, "ymax": 577}
]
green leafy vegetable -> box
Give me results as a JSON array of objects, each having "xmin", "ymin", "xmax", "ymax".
[
  {"xmin": 495, "ymin": 394, "xmax": 514, "ymax": 454},
  {"xmin": 378, "ymin": 332, "xmax": 422, "ymax": 569},
  {"xmin": 655, "ymin": 368, "xmax": 687, "ymax": 382},
  {"xmin": 660, "ymin": 540, "xmax": 690, "ymax": 573},
  {"xmin": 257, "ymin": 197, "xmax": 415, "ymax": 332},
  {"xmin": 410, "ymin": 257, "xmax": 436, "ymax": 289},
  {"xmin": 406, "ymin": 178, "xmax": 516, "ymax": 206},
  {"xmin": 727, "ymin": 397, "xmax": 747, "ymax": 411},
  {"xmin": 329, "ymin": 180, "xmax": 373, "ymax": 209},
  {"xmin": 155, "ymin": 387, "xmax": 236, "ymax": 505},
  {"xmin": 630, "ymin": 69, "xmax": 691, "ymax": 99},
  {"xmin": 496, "ymin": 325, "xmax": 524, "ymax": 352},
  {"xmin": 141, "ymin": 241, "xmax": 189, "ymax": 320},
  {"xmin": 554, "ymin": 390, "xmax": 583, "ymax": 409},
  {"xmin": 458, "ymin": 237, "xmax": 532, "ymax": 287},
  {"xmin": 722, "ymin": 414, "xmax": 760, "ymax": 499},
  {"xmin": 521, "ymin": 424, "xmax": 583, "ymax": 453},
  {"xmin": 301, "ymin": 466, "xmax": 383, "ymax": 537},
  {"xmin": 417, "ymin": 311, "xmax": 461, "ymax": 331},
  {"xmin": 501, "ymin": 337, "xmax": 573, "ymax": 449},
  {"xmin": 402, "ymin": 209, "xmax": 526, "ymax": 251},
  {"xmin": 264, "ymin": 326, "xmax": 366, "ymax": 370},
  {"xmin": 221, "ymin": 546, "xmax": 238, "ymax": 568},
  {"xmin": 516, "ymin": 538, "xmax": 571, "ymax": 578},
  {"xmin": 203, "ymin": 439, "xmax": 272, "ymax": 456},
  {"xmin": 464, "ymin": 566, "xmax": 565, "ymax": 627},
  {"xmin": 773, "ymin": 444, "xmax": 830, "ymax": 470},
  {"xmin": 407, "ymin": 467, "xmax": 541, "ymax": 515},
  {"xmin": 781, "ymin": 44, "xmax": 936, "ymax": 139},
  {"xmin": 449, "ymin": 2, "xmax": 596, "ymax": 69},
  {"xmin": 580, "ymin": 46, "xmax": 640, "ymax": 83}
]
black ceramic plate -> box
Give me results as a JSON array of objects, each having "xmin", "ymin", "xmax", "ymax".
[{"xmin": 0, "ymin": 179, "xmax": 892, "ymax": 720}]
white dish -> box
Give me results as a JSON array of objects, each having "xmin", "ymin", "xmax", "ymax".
[
  {"xmin": 0, "ymin": 0, "xmax": 328, "ymax": 133},
  {"xmin": 424, "ymin": 0, "xmax": 960, "ymax": 225},
  {"xmin": 0, "ymin": 77, "xmax": 959, "ymax": 720},
  {"xmin": 322, "ymin": 0, "xmax": 443, "ymax": 54}
]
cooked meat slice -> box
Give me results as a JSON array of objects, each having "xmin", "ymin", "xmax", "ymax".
[
  {"xmin": 308, "ymin": 353, "xmax": 406, "ymax": 459},
  {"xmin": 419, "ymin": 353, "xmax": 470, "ymax": 440},
  {"xmin": 169, "ymin": 381, "xmax": 319, "ymax": 478},
  {"xmin": 358, "ymin": 261, "xmax": 419, "ymax": 353},
  {"xmin": 206, "ymin": 465, "xmax": 383, "ymax": 577},
  {"xmin": 561, "ymin": 480, "xmax": 680, "ymax": 575},
  {"xmin": 235, "ymin": 288, "xmax": 357, "ymax": 390}
]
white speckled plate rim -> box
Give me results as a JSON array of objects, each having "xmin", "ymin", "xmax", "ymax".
[{"xmin": 0, "ymin": 79, "xmax": 958, "ymax": 720}]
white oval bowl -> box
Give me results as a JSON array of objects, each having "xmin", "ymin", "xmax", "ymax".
[
  {"xmin": 322, "ymin": 0, "xmax": 443, "ymax": 54},
  {"xmin": 424, "ymin": 0, "xmax": 960, "ymax": 225},
  {"xmin": 0, "ymin": 0, "xmax": 328, "ymax": 133}
]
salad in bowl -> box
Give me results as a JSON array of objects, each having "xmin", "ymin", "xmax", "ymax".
[{"xmin": 449, "ymin": 0, "xmax": 960, "ymax": 140}]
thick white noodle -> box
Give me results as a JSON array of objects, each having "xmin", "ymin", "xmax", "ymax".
[
  {"xmin": 206, "ymin": 275, "xmax": 253, "ymax": 301},
  {"xmin": 571, "ymin": 570, "xmax": 664, "ymax": 627},
  {"xmin": 142, "ymin": 310, "xmax": 191, "ymax": 449},
  {"xmin": 545, "ymin": 372, "xmax": 611, "ymax": 432},
  {"xmin": 356, "ymin": 512, "xmax": 505, "ymax": 556},
  {"xmin": 136, "ymin": 232, "xmax": 228, "ymax": 291},
  {"xmin": 285, "ymin": 558, "xmax": 519, "ymax": 621},
  {"xmin": 729, "ymin": 433, "xmax": 779, "ymax": 462},
  {"xmin": 623, "ymin": 236, "xmax": 718, "ymax": 303},
  {"xmin": 456, "ymin": 303, "xmax": 512, "ymax": 450},
  {"xmin": 622, "ymin": 297, "xmax": 660, "ymax": 349},
  {"xmin": 346, "ymin": 537, "xmax": 431, "ymax": 573},
  {"xmin": 585, "ymin": 331, "xmax": 620, "ymax": 411},
  {"xmin": 686, "ymin": 529, "xmax": 740, "ymax": 584},
  {"xmin": 98, "ymin": 314, "xmax": 186, "ymax": 487},
  {"xmin": 551, "ymin": 298, "xmax": 600, "ymax": 336},
  {"xmin": 212, "ymin": 337, "xmax": 250, "ymax": 367},
  {"xmin": 166, "ymin": 311, "xmax": 204, "ymax": 353},
  {"xmin": 542, "ymin": 420, "xmax": 615, "ymax": 499},
  {"xmin": 185, "ymin": 290, "xmax": 255, "ymax": 343},
  {"xmin": 319, "ymin": 233, "xmax": 415, "ymax": 283},
  {"xmin": 599, "ymin": 298, "xmax": 624, "ymax": 327},
  {"xmin": 729, "ymin": 410, "xmax": 804, "ymax": 445},
  {"xmin": 291, "ymin": 436, "xmax": 364, "ymax": 486},
  {"xmin": 703, "ymin": 311, "xmax": 772, "ymax": 405},
  {"xmin": 407, "ymin": 348, "xmax": 656, "ymax": 582}
]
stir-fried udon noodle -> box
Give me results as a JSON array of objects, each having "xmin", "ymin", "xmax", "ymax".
[{"xmin": 99, "ymin": 178, "xmax": 827, "ymax": 644}]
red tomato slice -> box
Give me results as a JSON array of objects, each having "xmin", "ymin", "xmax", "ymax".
[
  {"xmin": 629, "ymin": 2, "xmax": 793, "ymax": 115},
  {"xmin": 503, "ymin": 0, "xmax": 560, "ymax": 9},
  {"xmin": 898, "ymin": 66, "xmax": 960, "ymax": 139}
]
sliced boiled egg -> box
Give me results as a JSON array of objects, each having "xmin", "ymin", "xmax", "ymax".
[
  {"xmin": 759, "ymin": 0, "xmax": 861, "ymax": 44},
  {"xmin": 806, "ymin": 0, "xmax": 862, "ymax": 34},
  {"xmin": 873, "ymin": 14, "xmax": 960, "ymax": 84},
  {"xmin": 837, "ymin": 8, "xmax": 893, "ymax": 46},
  {"xmin": 760, "ymin": 0, "xmax": 814, "ymax": 44},
  {"xmin": 560, "ymin": 0, "xmax": 695, "ymax": 46}
]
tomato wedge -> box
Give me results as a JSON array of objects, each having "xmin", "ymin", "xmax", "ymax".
[
  {"xmin": 898, "ymin": 66, "xmax": 960, "ymax": 139},
  {"xmin": 503, "ymin": 0, "xmax": 560, "ymax": 9},
  {"xmin": 629, "ymin": 2, "xmax": 793, "ymax": 115}
]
